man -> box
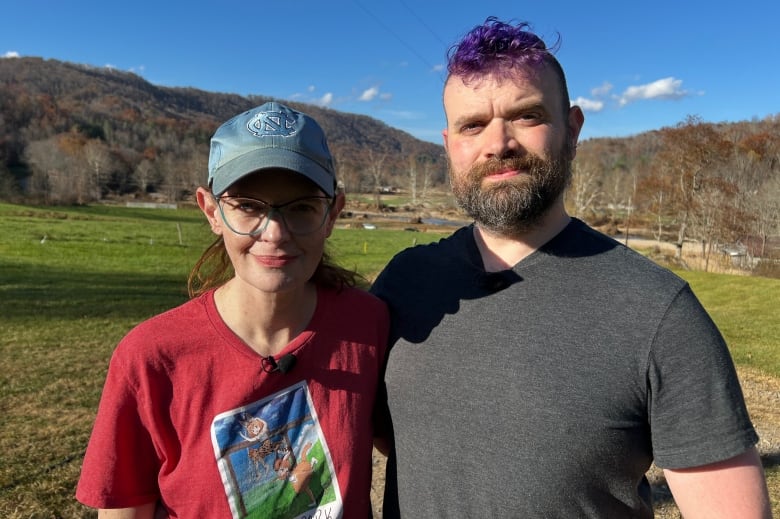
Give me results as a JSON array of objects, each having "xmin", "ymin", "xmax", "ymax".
[{"xmin": 371, "ymin": 17, "xmax": 771, "ymax": 518}]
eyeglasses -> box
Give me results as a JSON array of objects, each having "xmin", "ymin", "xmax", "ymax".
[{"xmin": 216, "ymin": 195, "xmax": 334, "ymax": 236}]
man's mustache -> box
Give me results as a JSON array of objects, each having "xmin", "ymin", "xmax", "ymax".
[{"xmin": 468, "ymin": 155, "xmax": 548, "ymax": 179}]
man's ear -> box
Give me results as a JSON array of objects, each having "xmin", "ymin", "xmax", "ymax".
[
  {"xmin": 196, "ymin": 187, "xmax": 223, "ymax": 235},
  {"xmin": 567, "ymin": 106, "xmax": 585, "ymax": 159}
]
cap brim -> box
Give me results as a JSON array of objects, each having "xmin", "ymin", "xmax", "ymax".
[{"xmin": 211, "ymin": 148, "xmax": 335, "ymax": 197}]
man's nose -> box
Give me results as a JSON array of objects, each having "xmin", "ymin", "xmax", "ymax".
[{"xmin": 483, "ymin": 120, "xmax": 521, "ymax": 159}]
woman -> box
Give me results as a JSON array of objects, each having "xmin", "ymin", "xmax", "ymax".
[{"xmin": 77, "ymin": 102, "xmax": 389, "ymax": 518}]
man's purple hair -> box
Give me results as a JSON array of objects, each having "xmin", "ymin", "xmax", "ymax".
[{"xmin": 446, "ymin": 17, "xmax": 570, "ymax": 115}]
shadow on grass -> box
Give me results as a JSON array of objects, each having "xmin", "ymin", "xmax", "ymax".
[
  {"xmin": 0, "ymin": 260, "xmax": 190, "ymax": 321},
  {"xmin": 0, "ymin": 259, "xmax": 193, "ymax": 505},
  {"xmin": 764, "ymin": 451, "xmax": 780, "ymax": 466},
  {"xmin": 1, "ymin": 203, "xmax": 204, "ymax": 225}
]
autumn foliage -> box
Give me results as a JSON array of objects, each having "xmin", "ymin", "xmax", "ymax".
[{"xmin": 1, "ymin": 57, "xmax": 779, "ymax": 271}]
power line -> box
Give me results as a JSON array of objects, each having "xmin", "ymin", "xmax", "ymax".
[
  {"xmin": 397, "ymin": 0, "xmax": 449, "ymax": 47},
  {"xmin": 351, "ymin": 0, "xmax": 438, "ymax": 70}
]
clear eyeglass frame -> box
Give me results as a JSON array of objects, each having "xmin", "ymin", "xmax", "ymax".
[{"xmin": 216, "ymin": 195, "xmax": 334, "ymax": 236}]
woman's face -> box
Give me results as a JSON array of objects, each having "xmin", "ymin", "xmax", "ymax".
[{"xmin": 197, "ymin": 169, "xmax": 342, "ymax": 297}]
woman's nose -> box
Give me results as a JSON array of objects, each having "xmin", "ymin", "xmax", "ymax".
[{"xmin": 257, "ymin": 210, "xmax": 290, "ymax": 242}]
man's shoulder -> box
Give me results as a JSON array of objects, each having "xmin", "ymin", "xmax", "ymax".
[
  {"xmin": 371, "ymin": 226, "xmax": 472, "ymax": 301},
  {"xmin": 389, "ymin": 225, "xmax": 471, "ymax": 265},
  {"xmin": 562, "ymin": 219, "xmax": 687, "ymax": 289}
]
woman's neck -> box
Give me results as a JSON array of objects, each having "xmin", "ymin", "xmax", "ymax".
[{"xmin": 214, "ymin": 280, "xmax": 318, "ymax": 357}]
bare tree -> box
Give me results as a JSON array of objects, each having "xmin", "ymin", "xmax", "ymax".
[
  {"xmin": 637, "ymin": 171, "xmax": 674, "ymax": 243},
  {"xmin": 603, "ymin": 161, "xmax": 629, "ymax": 226},
  {"xmin": 568, "ymin": 162, "xmax": 602, "ymax": 220},
  {"xmin": 656, "ymin": 116, "xmax": 731, "ymax": 258},
  {"xmin": 366, "ymin": 149, "xmax": 386, "ymax": 209},
  {"xmin": 408, "ymin": 155, "xmax": 418, "ymax": 205},
  {"xmin": 729, "ymin": 132, "xmax": 780, "ymax": 257},
  {"xmin": 25, "ymin": 136, "xmax": 85, "ymax": 204},
  {"xmin": 421, "ymin": 160, "xmax": 433, "ymax": 203},
  {"xmin": 58, "ymin": 132, "xmax": 94, "ymax": 204},
  {"xmin": 133, "ymin": 158, "xmax": 155, "ymax": 194},
  {"xmin": 623, "ymin": 170, "xmax": 638, "ymax": 246},
  {"xmin": 750, "ymin": 174, "xmax": 780, "ymax": 258},
  {"xmin": 689, "ymin": 177, "xmax": 740, "ymax": 271},
  {"xmin": 83, "ymin": 139, "xmax": 112, "ymax": 200}
]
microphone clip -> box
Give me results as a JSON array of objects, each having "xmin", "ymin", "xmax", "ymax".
[{"xmin": 261, "ymin": 354, "xmax": 297, "ymax": 374}]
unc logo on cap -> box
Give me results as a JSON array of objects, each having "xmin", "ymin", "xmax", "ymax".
[
  {"xmin": 246, "ymin": 110, "xmax": 298, "ymax": 138},
  {"xmin": 208, "ymin": 102, "xmax": 336, "ymax": 197}
]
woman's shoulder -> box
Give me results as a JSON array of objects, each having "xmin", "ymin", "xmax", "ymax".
[
  {"xmin": 134, "ymin": 293, "xmax": 211, "ymax": 330},
  {"xmin": 116, "ymin": 293, "xmax": 214, "ymax": 355}
]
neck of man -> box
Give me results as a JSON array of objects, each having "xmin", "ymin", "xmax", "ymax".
[{"xmin": 473, "ymin": 200, "xmax": 571, "ymax": 272}]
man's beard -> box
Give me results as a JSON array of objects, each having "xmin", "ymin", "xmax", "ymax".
[{"xmin": 449, "ymin": 150, "xmax": 572, "ymax": 236}]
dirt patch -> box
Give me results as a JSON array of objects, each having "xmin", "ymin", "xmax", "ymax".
[{"xmin": 370, "ymin": 450, "xmax": 387, "ymax": 517}]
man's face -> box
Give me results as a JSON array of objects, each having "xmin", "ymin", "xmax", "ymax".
[{"xmin": 442, "ymin": 67, "xmax": 583, "ymax": 234}]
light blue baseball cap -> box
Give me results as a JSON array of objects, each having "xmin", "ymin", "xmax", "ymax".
[{"xmin": 208, "ymin": 102, "xmax": 336, "ymax": 197}]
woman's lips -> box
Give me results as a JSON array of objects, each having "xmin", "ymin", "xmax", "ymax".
[{"xmin": 256, "ymin": 255, "xmax": 296, "ymax": 267}]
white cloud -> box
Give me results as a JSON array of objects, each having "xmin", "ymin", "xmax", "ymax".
[
  {"xmin": 572, "ymin": 96, "xmax": 605, "ymax": 112},
  {"xmin": 618, "ymin": 77, "xmax": 688, "ymax": 106},
  {"xmin": 591, "ymin": 82, "xmax": 613, "ymax": 97},
  {"xmin": 432, "ymin": 64, "xmax": 445, "ymax": 72},
  {"xmin": 289, "ymin": 87, "xmax": 335, "ymax": 106},
  {"xmin": 2, "ymin": 51, "xmax": 20, "ymax": 58},
  {"xmin": 359, "ymin": 86, "xmax": 380, "ymax": 102},
  {"xmin": 317, "ymin": 92, "xmax": 333, "ymax": 107},
  {"xmin": 379, "ymin": 92, "xmax": 393, "ymax": 101}
]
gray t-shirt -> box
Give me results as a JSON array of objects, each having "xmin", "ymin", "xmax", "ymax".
[{"xmin": 371, "ymin": 219, "xmax": 757, "ymax": 518}]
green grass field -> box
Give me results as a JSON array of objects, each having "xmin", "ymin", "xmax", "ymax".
[{"xmin": 1, "ymin": 202, "xmax": 777, "ymax": 517}]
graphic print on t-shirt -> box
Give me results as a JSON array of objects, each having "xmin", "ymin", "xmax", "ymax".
[{"xmin": 211, "ymin": 381, "xmax": 342, "ymax": 519}]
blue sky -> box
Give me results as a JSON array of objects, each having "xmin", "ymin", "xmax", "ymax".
[{"xmin": 2, "ymin": 0, "xmax": 778, "ymax": 144}]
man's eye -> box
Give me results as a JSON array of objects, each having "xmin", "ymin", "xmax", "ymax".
[
  {"xmin": 515, "ymin": 112, "xmax": 543, "ymax": 124},
  {"xmin": 460, "ymin": 122, "xmax": 484, "ymax": 134}
]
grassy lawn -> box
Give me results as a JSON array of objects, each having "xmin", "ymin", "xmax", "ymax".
[
  {"xmin": 672, "ymin": 270, "xmax": 780, "ymax": 378},
  {"xmin": 0, "ymin": 202, "xmax": 777, "ymax": 517}
]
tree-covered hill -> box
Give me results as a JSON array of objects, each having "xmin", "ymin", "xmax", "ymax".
[
  {"xmin": 1, "ymin": 56, "xmax": 778, "ymax": 268},
  {"xmin": 0, "ymin": 56, "xmax": 447, "ymax": 202}
]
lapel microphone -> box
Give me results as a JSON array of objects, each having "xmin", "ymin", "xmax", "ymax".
[{"xmin": 261, "ymin": 354, "xmax": 297, "ymax": 374}]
